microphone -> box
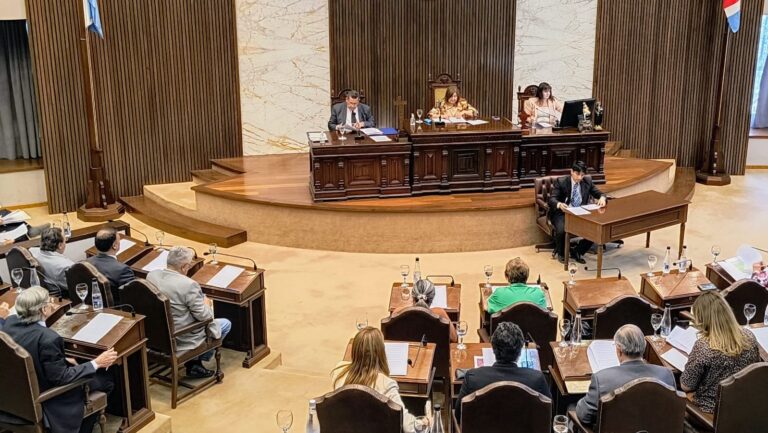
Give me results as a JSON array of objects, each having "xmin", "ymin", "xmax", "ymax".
[
  {"xmin": 584, "ymin": 266, "xmax": 622, "ymax": 280},
  {"xmin": 128, "ymin": 228, "xmax": 150, "ymax": 246},
  {"xmin": 66, "ymin": 303, "xmax": 135, "ymax": 317},
  {"xmin": 536, "ymin": 274, "xmax": 541, "ymax": 285},
  {"xmin": 751, "ymin": 246, "xmax": 768, "ymax": 254},
  {"xmin": 203, "ymin": 252, "xmax": 258, "ymax": 270},
  {"xmin": 408, "ymin": 334, "xmax": 427, "ymax": 367}
]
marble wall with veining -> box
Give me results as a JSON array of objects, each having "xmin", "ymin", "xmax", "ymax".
[
  {"xmin": 514, "ymin": 0, "xmax": 598, "ymax": 118},
  {"xmin": 237, "ymin": 0, "xmax": 330, "ymax": 154}
]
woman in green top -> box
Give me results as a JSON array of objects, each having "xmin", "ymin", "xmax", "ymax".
[{"xmin": 487, "ymin": 258, "xmax": 547, "ymax": 314}]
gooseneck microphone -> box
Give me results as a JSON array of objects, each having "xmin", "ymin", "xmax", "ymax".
[
  {"xmin": 202, "ymin": 252, "xmax": 258, "ymax": 270},
  {"xmin": 584, "ymin": 266, "xmax": 622, "ymax": 280},
  {"xmin": 66, "ymin": 303, "xmax": 136, "ymax": 317},
  {"xmin": 128, "ymin": 228, "xmax": 150, "ymax": 246},
  {"xmin": 408, "ymin": 334, "xmax": 428, "ymax": 367}
]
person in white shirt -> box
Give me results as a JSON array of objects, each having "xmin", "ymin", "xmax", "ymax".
[{"xmin": 31, "ymin": 227, "xmax": 75, "ymax": 295}]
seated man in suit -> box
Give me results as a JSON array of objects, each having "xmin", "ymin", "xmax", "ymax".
[
  {"xmin": 31, "ymin": 227, "xmax": 74, "ymax": 295},
  {"xmin": 487, "ymin": 257, "xmax": 547, "ymax": 314},
  {"xmin": 2, "ymin": 286, "xmax": 116, "ymax": 433},
  {"xmin": 575, "ymin": 324, "xmax": 676, "ymax": 426},
  {"xmin": 327, "ymin": 90, "xmax": 375, "ymax": 131},
  {"xmin": 147, "ymin": 246, "xmax": 231, "ymax": 379},
  {"xmin": 454, "ymin": 322, "xmax": 550, "ymax": 422},
  {"xmin": 86, "ymin": 227, "xmax": 135, "ymax": 303},
  {"xmin": 547, "ymin": 161, "xmax": 606, "ymax": 264},
  {"xmin": 0, "ymin": 208, "xmax": 49, "ymax": 245}
]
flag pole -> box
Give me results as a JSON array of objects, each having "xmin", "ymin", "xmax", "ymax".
[{"xmin": 76, "ymin": 2, "xmax": 123, "ymax": 221}]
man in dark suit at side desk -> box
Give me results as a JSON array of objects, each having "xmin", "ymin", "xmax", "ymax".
[
  {"xmin": 327, "ymin": 90, "xmax": 375, "ymax": 131},
  {"xmin": 86, "ymin": 227, "xmax": 135, "ymax": 303},
  {"xmin": 548, "ymin": 161, "xmax": 606, "ymax": 264},
  {"xmin": 454, "ymin": 322, "xmax": 551, "ymax": 422}
]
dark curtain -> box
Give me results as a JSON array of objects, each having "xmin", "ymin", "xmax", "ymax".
[{"xmin": 0, "ymin": 20, "xmax": 40, "ymax": 159}]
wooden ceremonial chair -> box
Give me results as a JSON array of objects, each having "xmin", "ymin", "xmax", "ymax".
[
  {"xmin": 0, "ymin": 332, "xmax": 107, "ymax": 433},
  {"xmin": 331, "ymin": 88, "xmax": 366, "ymax": 105},
  {"xmin": 517, "ymin": 84, "xmax": 539, "ymax": 127},
  {"xmin": 480, "ymin": 302, "xmax": 558, "ymax": 374},
  {"xmin": 65, "ymin": 262, "xmax": 114, "ymax": 308},
  {"xmin": 427, "ymin": 72, "xmax": 461, "ymax": 110},
  {"xmin": 721, "ymin": 279, "xmax": 768, "ymax": 325},
  {"xmin": 533, "ymin": 176, "xmax": 559, "ymax": 254},
  {"xmin": 120, "ymin": 279, "xmax": 223, "ymax": 409},
  {"xmin": 453, "ymin": 381, "xmax": 552, "ymax": 433},
  {"xmin": 315, "ymin": 385, "xmax": 402, "ymax": 433},
  {"xmin": 685, "ymin": 362, "xmax": 768, "ymax": 433},
  {"xmin": 593, "ymin": 295, "xmax": 660, "ymax": 339},
  {"xmin": 569, "ymin": 378, "xmax": 686, "ymax": 433}
]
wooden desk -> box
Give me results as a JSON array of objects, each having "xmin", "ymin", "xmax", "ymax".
[
  {"xmin": 548, "ymin": 340, "xmax": 600, "ymax": 412},
  {"xmin": 51, "ymin": 307, "xmax": 154, "ymax": 433},
  {"xmin": 0, "ymin": 290, "xmax": 71, "ymax": 326},
  {"xmin": 479, "ymin": 282, "xmax": 553, "ymax": 334},
  {"xmin": 562, "ymin": 277, "xmax": 637, "ymax": 322},
  {"xmin": 639, "ymin": 268, "xmax": 711, "ymax": 313},
  {"xmin": 519, "ymin": 128, "xmax": 608, "ymax": 187},
  {"xmin": 130, "ymin": 248, "xmax": 204, "ymax": 279},
  {"xmin": 85, "ymin": 236, "xmax": 153, "ymax": 265},
  {"xmin": 564, "ymin": 191, "xmax": 690, "ymax": 276},
  {"xmin": 191, "ymin": 262, "xmax": 270, "ymax": 368},
  {"xmin": 388, "ymin": 282, "xmax": 461, "ymax": 321},
  {"xmin": 705, "ymin": 262, "xmax": 735, "ymax": 290},
  {"xmin": 310, "ymin": 131, "xmax": 411, "ymax": 201},
  {"xmin": 343, "ymin": 340, "xmax": 436, "ymax": 398}
]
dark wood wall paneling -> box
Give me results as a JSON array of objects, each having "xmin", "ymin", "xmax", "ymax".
[
  {"xmin": 329, "ymin": 0, "xmax": 517, "ymax": 129},
  {"xmin": 594, "ymin": 0, "xmax": 763, "ymax": 174},
  {"xmin": 26, "ymin": 0, "xmax": 242, "ymax": 213}
]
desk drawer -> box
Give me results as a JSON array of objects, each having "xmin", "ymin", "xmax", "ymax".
[{"xmin": 610, "ymin": 209, "xmax": 682, "ymax": 239}]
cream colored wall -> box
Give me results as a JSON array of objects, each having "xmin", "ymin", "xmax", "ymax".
[
  {"xmin": 0, "ymin": 170, "xmax": 46, "ymax": 206},
  {"xmin": 0, "ymin": 0, "xmax": 25, "ymax": 20},
  {"xmin": 747, "ymin": 138, "xmax": 768, "ymax": 166}
]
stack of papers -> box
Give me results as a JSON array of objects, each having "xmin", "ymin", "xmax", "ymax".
[
  {"xmin": 369, "ymin": 135, "xmax": 391, "ymax": 142},
  {"xmin": 360, "ymin": 127, "xmax": 383, "ymax": 136},
  {"xmin": 385, "ymin": 342, "xmax": 409, "ymax": 376},
  {"xmin": 0, "ymin": 225, "xmax": 27, "ymax": 242},
  {"xmin": 72, "ymin": 313, "xmax": 123, "ymax": 344},
  {"xmin": 466, "ymin": 119, "xmax": 488, "ymax": 126},
  {"xmin": 660, "ymin": 349, "xmax": 689, "ymax": 371},
  {"xmin": 748, "ymin": 327, "xmax": 768, "ymax": 352},
  {"xmin": 446, "ymin": 117, "xmax": 467, "ymax": 124},
  {"xmin": 719, "ymin": 245, "xmax": 763, "ymax": 280},
  {"xmin": 587, "ymin": 341, "xmax": 620, "ymax": 373},
  {"xmin": 207, "ymin": 265, "xmax": 244, "ymax": 287},
  {"xmin": 666, "ymin": 326, "xmax": 698, "ymax": 354},
  {"xmin": 1, "ymin": 210, "xmax": 31, "ymax": 224},
  {"xmin": 566, "ymin": 206, "xmax": 591, "ymax": 216},
  {"xmin": 142, "ymin": 250, "xmax": 169, "ymax": 272},
  {"xmin": 432, "ymin": 285, "xmax": 448, "ymax": 308},
  {"xmin": 307, "ymin": 132, "xmax": 327, "ymax": 143}
]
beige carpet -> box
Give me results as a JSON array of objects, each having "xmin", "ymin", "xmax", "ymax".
[{"xmin": 20, "ymin": 169, "xmax": 768, "ymax": 432}]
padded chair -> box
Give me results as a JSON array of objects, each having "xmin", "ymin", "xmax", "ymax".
[
  {"xmin": 569, "ymin": 378, "xmax": 686, "ymax": 433},
  {"xmin": 721, "ymin": 279, "xmax": 768, "ymax": 326},
  {"xmin": 315, "ymin": 385, "xmax": 402, "ymax": 433},
  {"xmin": 120, "ymin": 279, "xmax": 223, "ymax": 409},
  {"xmin": 7, "ymin": 246, "xmax": 59, "ymax": 296},
  {"xmin": 685, "ymin": 362, "xmax": 768, "ymax": 433},
  {"xmin": 452, "ymin": 381, "xmax": 552, "ymax": 433},
  {"xmin": 427, "ymin": 72, "xmax": 462, "ymax": 110},
  {"xmin": 331, "ymin": 88, "xmax": 366, "ymax": 106},
  {"xmin": 0, "ymin": 332, "xmax": 107, "ymax": 433},
  {"xmin": 533, "ymin": 176, "xmax": 560, "ymax": 254},
  {"xmin": 65, "ymin": 262, "xmax": 114, "ymax": 308},
  {"xmin": 593, "ymin": 295, "xmax": 661, "ymax": 339},
  {"xmin": 517, "ymin": 84, "xmax": 539, "ymax": 127}
]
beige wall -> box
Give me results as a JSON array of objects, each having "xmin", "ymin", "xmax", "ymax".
[{"xmin": 0, "ymin": 0, "xmax": 25, "ymax": 20}]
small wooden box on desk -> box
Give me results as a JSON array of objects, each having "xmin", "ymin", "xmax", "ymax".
[
  {"xmin": 639, "ymin": 268, "xmax": 713, "ymax": 315},
  {"xmin": 388, "ymin": 282, "xmax": 461, "ymax": 322}
]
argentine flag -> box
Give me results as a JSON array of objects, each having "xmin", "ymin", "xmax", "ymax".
[
  {"xmin": 723, "ymin": 0, "xmax": 741, "ymax": 33},
  {"xmin": 83, "ymin": 0, "xmax": 104, "ymax": 38}
]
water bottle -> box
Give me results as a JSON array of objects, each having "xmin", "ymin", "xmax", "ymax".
[
  {"xmin": 677, "ymin": 245, "xmax": 688, "ymax": 273},
  {"xmin": 662, "ymin": 246, "xmax": 671, "ymax": 274},
  {"xmin": 410, "ymin": 113, "xmax": 416, "ymax": 128},
  {"xmin": 306, "ymin": 399, "xmax": 320, "ymax": 433},
  {"xmin": 661, "ymin": 305, "xmax": 672, "ymax": 337},
  {"xmin": 413, "ymin": 257, "xmax": 422, "ymax": 283},
  {"xmin": 62, "ymin": 212, "xmax": 72, "ymax": 239},
  {"xmin": 91, "ymin": 278, "xmax": 103, "ymax": 311},
  {"xmin": 432, "ymin": 403, "xmax": 445, "ymax": 433},
  {"xmin": 571, "ymin": 312, "xmax": 583, "ymax": 346}
]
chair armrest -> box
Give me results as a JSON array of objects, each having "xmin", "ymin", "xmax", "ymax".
[
  {"xmin": 568, "ymin": 410, "xmax": 593, "ymax": 433},
  {"xmin": 477, "ymin": 327, "xmax": 490, "ymax": 342},
  {"xmin": 685, "ymin": 401, "xmax": 714, "ymax": 431},
  {"xmin": 451, "ymin": 409, "xmax": 461, "ymax": 433},
  {"xmin": 536, "ymin": 198, "xmax": 549, "ymax": 212},
  {"xmin": 173, "ymin": 318, "xmax": 213, "ymax": 337},
  {"xmin": 37, "ymin": 378, "xmax": 91, "ymax": 403}
]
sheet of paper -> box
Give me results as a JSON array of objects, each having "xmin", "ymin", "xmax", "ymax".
[
  {"xmin": 517, "ymin": 348, "xmax": 541, "ymax": 370},
  {"xmin": 720, "ymin": 257, "xmax": 751, "ymax": 281},
  {"xmin": 748, "ymin": 327, "xmax": 768, "ymax": 352},
  {"xmin": 482, "ymin": 347, "xmax": 496, "ymax": 366},
  {"xmin": 384, "ymin": 342, "xmax": 409, "ymax": 376},
  {"xmin": 360, "ymin": 127, "xmax": 383, "ymax": 136},
  {"xmin": 116, "ymin": 239, "xmax": 136, "ymax": 256},
  {"xmin": 447, "ymin": 117, "xmax": 467, "ymax": 124},
  {"xmin": 565, "ymin": 380, "xmax": 591, "ymax": 394},
  {"xmin": 581, "ymin": 204, "xmax": 600, "ymax": 211},
  {"xmin": 567, "ymin": 206, "xmax": 591, "ymax": 216},
  {"xmin": 71, "ymin": 313, "xmax": 123, "ymax": 344},
  {"xmin": 666, "ymin": 326, "xmax": 698, "ymax": 354},
  {"xmin": 587, "ymin": 341, "xmax": 620, "ymax": 373},
  {"xmin": 2, "ymin": 210, "xmax": 31, "ymax": 224},
  {"xmin": 432, "ymin": 285, "xmax": 448, "ymax": 308},
  {"xmin": 466, "ymin": 119, "xmax": 488, "ymax": 125},
  {"xmin": 661, "ymin": 348, "xmax": 689, "ymax": 371},
  {"xmin": 369, "ymin": 135, "xmax": 391, "ymax": 142},
  {"xmin": 207, "ymin": 265, "xmax": 243, "ymax": 288},
  {"xmin": 0, "ymin": 224, "xmax": 28, "ymax": 242},
  {"xmin": 142, "ymin": 250, "xmax": 169, "ymax": 272}
]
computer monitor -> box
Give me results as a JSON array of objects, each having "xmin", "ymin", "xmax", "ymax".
[{"xmin": 559, "ymin": 98, "xmax": 596, "ymax": 128}]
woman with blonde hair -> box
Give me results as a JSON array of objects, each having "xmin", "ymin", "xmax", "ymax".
[
  {"xmin": 331, "ymin": 327, "xmax": 418, "ymax": 432},
  {"xmin": 681, "ymin": 291, "xmax": 760, "ymax": 413}
]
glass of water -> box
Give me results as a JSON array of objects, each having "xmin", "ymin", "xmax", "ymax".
[
  {"xmin": 355, "ymin": 316, "xmax": 368, "ymax": 331},
  {"xmin": 11, "ymin": 268, "xmax": 23, "ymax": 293},
  {"xmin": 647, "ymin": 255, "xmax": 657, "ymax": 276},
  {"xmin": 456, "ymin": 320, "xmax": 468, "ymax": 350},
  {"xmin": 559, "ymin": 319, "xmax": 571, "ymax": 347},
  {"xmin": 744, "ymin": 303, "xmax": 756, "ymax": 328},
  {"xmin": 275, "ymin": 410, "xmax": 293, "ymax": 433},
  {"xmin": 400, "ymin": 265, "xmax": 410, "ymax": 288},
  {"xmin": 484, "ymin": 265, "xmax": 493, "ymax": 288},
  {"xmin": 568, "ymin": 262, "xmax": 578, "ymax": 285},
  {"xmin": 651, "ymin": 313, "xmax": 663, "ymax": 341},
  {"xmin": 553, "ymin": 415, "xmax": 569, "ymax": 433},
  {"xmin": 710, "ymin": 245, "xmax": 721, "ymax": 263},
  {"xmin": 75, "ymin": 283, "xmax": 88, "ymax": 309},
  {"xmin": 155, "ymin": 230, "xmax": 165, "ymax": 246},
  {"xmin": 416, "ymin": 108, "xmax": 424, "ymax": 123}
]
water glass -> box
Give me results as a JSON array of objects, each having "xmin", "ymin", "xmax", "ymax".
[
  {"xmin": 559, "ymin": 319, "xmax": 571, "ymax": 347},
  {"xmin": 355, "ymin": 316, "xmax": 368, "ymax": 331},
  {"xmin": 744, "ymin": 303, "xmax": 757, "ymax": 328},
  {"xmin": 647, "ymin": 255, "xmax": 657, "ymax": 276},
  {"xmin": 155, "ymin": 231, "xmax": 165, "ymax": 246},
  {"xmin": 456, "ymin": 320, "xmax": 468, "ymax": 350},
  {"xmin": 75, "ymin": 283, "xmax": 88, "ymax": 308},
  {"xmin": 275, "ymin": 410, "xmax": 293, "ymax": 433},
  {"xmin": 209, "ymin": 243, "xmax": 218, "ymax": 264},
  {"xmin": 710, "ymin": 245, "xmax": 721, "ymax": 263},
  {"xmin": 568, "ymin": 262, "xmax": 578, "ymax": 285},
  {"xmin": 339, "ymin": 127, "xmax": 348, "ymax": 141},
  {"xmin": 11, "ymin": 268, "xmax": 23, "ymax": 292},
  {"xmin": 651, "ymin": 313, "xmax": 663, "ymax": 341},
  {"xmin": 553, "ymin": 415, "xmax": 569, "ymax": 433},
  {"xmin": 400, "ymin": 265, "xmax": 410, "ymax": 288},
  {"xmin": 416, "ymin": 108, "xmax": 424, "ymax": 123},
  {"xmin": 483, "ymin": 265, "xmax": 493, "ymax": 288}
]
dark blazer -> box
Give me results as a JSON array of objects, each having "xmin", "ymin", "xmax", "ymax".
[
  {"xmin": 327, "ymin": 102, "xmax": 375, "ymax": 131},
  {"xmin": 547, "ymin": 174, "xmax": 604, "ymax": 219},
  {"xmin": 575, "ymin": 359, "xmax": 676, "ymax": 426},
  {"xmin": 86, "ymin": 253, "xmax": 134, "ymax": 301},
  {"xmin": 2, "ymin": 315, "xmax": 96, "ymax": 433},
  {"xmin": 454, "ymin": 361, "xmax": 551, "ymax": 422}
]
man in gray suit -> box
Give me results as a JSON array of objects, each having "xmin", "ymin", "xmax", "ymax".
[
  {"xmin": 147, "ymin": 246, "xmax": 231, "ymax": 378},
  {"xmin": 575, "ymin": 324, "xmax": 676, "ymax": 426},
  {"xmin": 86, "ymin": 227, "xmax": 135, "ymax": 303},
  {"xmin": 328, "ymin": 90, "xmax": 375, "ymax": 131},
  {"xmin": 32, "ymin": 227, "xmax": 74, "ymax": 296}
]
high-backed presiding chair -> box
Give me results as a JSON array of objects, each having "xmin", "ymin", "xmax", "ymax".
[
  {"xmin": 593, "ymin": 295, "xmax": 660, "ymax": 339},
  {"xmin": 517, "ymin": 84, "xmax": 539, "ymax": 127},
  {"xmin": 331, "ymin": 88, "xmax": 366, "ymax": 106},
  {"xmin": 685, "ymin": 362, "xmax": 768, "ymax": 433},
  {"xmin": 120, "ymin": 279, "xmax": 223, "ymax": 408},
  {"xmin": 428, "ymin": 73, "xmax": 461, "ymax": 110},
  {"xmin": 569, "ymin": 378, "xmax": 686, "ymax": 433},
  {"xmin": 0, "ymin": 332, "xmax": 107, "ymax": 433},
  {"xmin": 721, "ymin": 279, "xmax": 768, "ymax": 325},
  {"xmin": 65, "ymin": 262, "xmax": 114, "ymax": 308},
  {"xmin": 315, "ymin": 385, "xmax": 402, "ymax": 433},
  {"xmin": 453, "ymin": 381, "xmax": 552, "ymax": 433}
]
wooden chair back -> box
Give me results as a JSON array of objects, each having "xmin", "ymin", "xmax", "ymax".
[
  {"xmin": 517, "ymin": 84, "xmax": 539, "ymax": 126},
  {"xmin": 712, "ymin": 362, "xmax": 768, "ymax": 433},
  {"xmin": 595, "ymin": 378, "xmax": 686, "ymax": 433},
  {"xmin": 459, "ymin": 381, "xmax": 552, "ymax": 433},
  {"xmin": 490, "ymin": 302, "xmax": 557, "ymax": 372},
  {"xmin": 722, "ymin": 279, "xmax": 768, "ymax": 325},
  {"xmin": 65, "ymin": 262, "xmax": 114, "ymax": 307},
  {"xmin": 6, "ymin": 246, "xmax": 39, "ymax": 289},
  {"xmin": 315, "ymin": 384, "xmax": 402, "ymax": 433},
  {"xmin": 0, "ymin": 331, "xmax": 43, "ymax": 425},
  {"xmin": 428, "ymin": 73, "xmax": 462, "ymax": 110},
  {"xmin": 119, "ymin": 279, "xmax": 176, "ymax": 356},
  {"xmin": 381, "ymin": 306, "xmax": 451, "ymax": 379},
  {"xmin": 593, "ymin": 295, "xmax": 660, "ymax": 339},
  {"xmin": 331, "ymin": 88, "xmax": 366, "ymax": 106}
]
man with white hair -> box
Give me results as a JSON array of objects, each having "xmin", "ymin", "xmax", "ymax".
[
  {"xmin": 575, "ymin": 324, "xmax": 676, "ymax": 426},
  {"xmin": 147, "ymin": 246, "xmax": 231, "ymax": 379},
  {"xmin": 2, "ymin": 287, "xmax": 117, "ymax": 433}
]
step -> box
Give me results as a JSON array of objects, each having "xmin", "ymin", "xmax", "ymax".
[
  {"xmin": 119, "ymin": 195, "xmax": 247, "ymax": 247},
  {"xmin": 604, "ymin": 141, "xmax": 623, "ymax": 156},
  {"xmin": 191, "ymin": 169, "xmax": 230, "ymax": 185},
  {"xmin": 210, "ymin": 158, "xmax": 248, "ymax": 176}
]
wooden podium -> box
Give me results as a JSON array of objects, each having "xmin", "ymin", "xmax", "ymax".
[
  {"xmin": 191, "ymin": 262, "xmax": 270, "ymax": 368},
  {"xmin": 51, "ymin": 308, "xmax": 154, "ymax": 433}
]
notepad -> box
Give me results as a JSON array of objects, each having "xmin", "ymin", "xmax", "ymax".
[
  {"xmin": 567, "ymin": 206, "xmax": 591, "ymax": 216},
  {"xmin": 369, "ymin": 135, "xmax": 391, "ymax": 142},
  {"xmin": 360, "ymin": 127, "xmax": 383, "ymax": 136},
  {"xmin": 1, "ymin": 210, "xmax": 30, "ymax": 224},
  {"xmin": 748, "ymin": 327, "xmax": 768, "ymax": 352},
  {"xmin": 432, "ymin": 285, "xmax": 448, "ymax": 308},
  {"xmin": 116, "ymin": 239, "xmax": 136, "ymax": 256},
  {"xmin": 587, "ymin": 341, "xmax": 620, "ymax": 373},
  {"xmin": 72, "ymin": 313, "xmax": 123, "ymax": 344},
  {"xmin": 466, "ymin": 119, "xmax": 488, "ymax": 126},
  {"xmin": 661, "ymin": 348, "xmax": 689, "ymax": 371},
  {"xmin": 385, "ymin": 342, "xmax": 409, "ymax": 376},
  {"xmin": 446, "ymin": 117, "xmax": 467, "ymax": 124},
  {"xmin": 207, "ymin": 265, "xmax": 243, "ymax": 288},
  {"xmin": 666, "ymin": 326, "xmax": 698, "ymax": 355},
  {"xmin": 142, "ymin": 250, "xmax": 169, "ymax": 272}
]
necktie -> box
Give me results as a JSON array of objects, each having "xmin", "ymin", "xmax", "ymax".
[
  {"xmin": 351, "ymin": 110, "xmax": 358, "ymax": 125},
  {"xmin": 571, "ymin": 182, "xmax": 582, "ymax": 207}
]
